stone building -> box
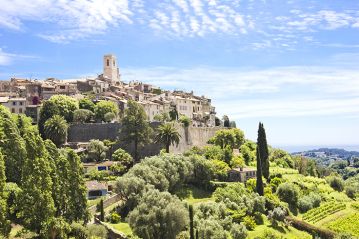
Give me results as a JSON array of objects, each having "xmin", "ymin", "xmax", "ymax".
[
  {"xmin": 0, "ymin": 97, "xmax": 27, "ymax": 114},
  {"xmin": 103, "ymin": 54, "xmax": 120, "ymax": 84},
  {"xmin": 228, "ymin": 167, "xmax": 257, "ymax": 183}
]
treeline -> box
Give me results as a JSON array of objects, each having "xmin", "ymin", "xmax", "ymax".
[
  {"xmin": 0, "ymin": 106, "xmax": 88, "ymax": 238},
  {"xmin": 114, "ymin": 153, "xmax": 266, "ymax": 239}
]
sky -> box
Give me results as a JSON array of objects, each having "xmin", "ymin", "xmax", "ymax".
[{"xmin": 1, "ymin": 0, "xmax": 359, "ymax": 149}]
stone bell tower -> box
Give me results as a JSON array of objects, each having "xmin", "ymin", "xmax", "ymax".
[{"xmin": 103, "ymin": 54, "xmax": 120, "ymax": 84}]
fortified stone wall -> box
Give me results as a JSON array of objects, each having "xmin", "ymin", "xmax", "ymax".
[{"xmin": 68, "ymin": 123, "xmax": 221, "ymax": 157}]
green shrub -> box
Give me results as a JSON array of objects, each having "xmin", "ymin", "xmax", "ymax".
[
  {"xmin": 86, "ymin": 224, "xmax": 108, "ymax": 238},
  {"xmin": 69, "ymin": 222, "xmax": 88, "ymax": 239},
  {"xmin": 298, "ymin": 193, "xmax": 321, "ymax": 213},
  {"xmin": 345, "ymin": 186, "xmax": 357, "ymax": 199},
  {"xmin": 179, "ymin": 115, "xmax": 191, "ymax": 127},
  {"xmin": 73, "ymin": 109, "xmax": 94, "ymax": 123},
  {"xmin": 108, "ymin": 212, "xmax": 121, "ymax": 223},
  {"xmin": 104, "ymin": 112, "xmax": 116, "ymax": 122},
  {"xmin": 230, "ymin": 224, "xmax": 247, "ymax": 239},
  {"xmin": 243, "ymin": 216, "xmax": 256, "ymax": 230},
  {"xmin": 276, "ymin": 182, "xmax": 299, "ymax": 207},
  {"xmin": 327, "ymin": 176, "xmax": 345, "ymax": 192}
]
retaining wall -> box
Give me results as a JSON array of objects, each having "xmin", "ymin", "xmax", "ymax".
[{"xmin": 68, "ymin": 123, "xmax": 221, "ymax": 157}]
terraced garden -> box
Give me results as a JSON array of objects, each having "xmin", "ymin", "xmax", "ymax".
[
  {"xmin": 303, "ymin": 201, "xmax": 346, "ymax": 223},
  {"xmin": 326, "ymin": 213, "xmax": 359, "ymax": 237}
]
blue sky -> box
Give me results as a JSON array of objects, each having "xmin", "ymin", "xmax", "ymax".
[{"xmin": 1, "ymin": 0, "xmax": 359, "ymax": 148}]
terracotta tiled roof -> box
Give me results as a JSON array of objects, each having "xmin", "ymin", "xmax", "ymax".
[{"xmin": 85, "ymin": 180, "xmax": 107, "ymax": 191}]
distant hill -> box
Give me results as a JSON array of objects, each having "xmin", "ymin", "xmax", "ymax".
[{"xmin": 292, "ymin": 148, "xmax": 359, "ymax": 166}]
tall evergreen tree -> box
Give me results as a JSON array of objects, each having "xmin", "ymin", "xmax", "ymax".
[
  {"xmin": 45, "ymin": 141, "xmax": 70, "ymax": 218},
  {"xmin": 0, "ymin": 106, "xmax": 26, "ymax": 184},
  {"xmin": 189, "ymin": 204, "xmax": 195, "ymax": 239},
  {"xmin": 99, "ymin": 199, "xmax": 105, "ymax": 221},
  {"xmin": 256, "ymin": 147, "xmax": 264, "ymax": 196},
  {"xmin": 120, "ymin": 100, "xmax": 153, "ymax": 162},
  {"xmin": 0, "ymin": 151, "xmax": 11, "ymax": 237},
  {"xmin": 257, "ymin": 122, "xmax": 269, "ymax": 181},
  {"xmin": 64, "ymin": 149, "xmax": 88, "ymax": 222},
  {"xmin": 20, "ymin": 128, "xmax": 55, "ymax": 234}
]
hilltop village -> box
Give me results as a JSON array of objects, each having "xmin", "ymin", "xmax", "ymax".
[
  {"xmin": 0, "ymin": 54, "xmax": 217, "ymax": 127},
  {"xmin": 0, "ymin": 55, "xmax": 359, "ymax": 239}
]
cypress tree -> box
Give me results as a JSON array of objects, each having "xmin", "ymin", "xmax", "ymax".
[
  {"xmin": 99, "ymin": 199, "xmax": 105, "ymax": 221},
  {"xmin": 256, "ymin": 147, "xmax": 264, "ymax": 196},
  {"xmin": 20, "ymin": 128, "xmax": 55, "ymax": 234},
  {"xmin": 65, "ymin": 149, "xmax": 88, "ymax": 222},
  {"xmin": 189, "ymin": 204, "xmax": 194, "ymax": 239},
  {"xmin": 0, "ymin": 151, "xmax": 11, "ymax": 237},
  {"xmin": 257, "ymin": 122, "xmax": 269, "ymax": 181},
  {"xmin": 0, "ymin": 106, "xmax": 26, "ymax": 184}
]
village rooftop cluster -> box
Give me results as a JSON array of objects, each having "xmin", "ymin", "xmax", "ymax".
[{"xmin": 0, "ymin": 54, "xmax": 217, "ymax": 127}]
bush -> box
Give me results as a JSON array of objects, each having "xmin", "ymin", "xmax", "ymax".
[
  {"xmin": 345, "ymin": 186, "xmax": 357, "ymax": 199},
  {"xmin": 269, "ymin": 177, "xmax": 283, "ymax": 192},
  {"xmin": 111, "ymin": 148, "xmax": 133, "ymax": 175},
  {"xmin": 298, "ymin": 193, "xmax": 321, "ymax": 213},
  {"xmin": 86, "ymin": 224, "xmax": 108, "ymax": 238},
  {"xmin": 179, "ymin": 115, "xmax": 191, "ymax": 127},
  {"xmin": 268, "ymin": 207, "xmax": 287, "ymax": 227},
  {"xmin": 327, "ymin": 176, "xmax": 345, "ymax": 192},
  {"xmin": 230, "ymin": 155, "xmax": 245, "ymax": 168},
  {"xmin": 276, "ymin": 183, "xmax": 299, "ymax": 207},
  {"xmin": 79, "ymin": 97, "xmax": 95, "ymax": 112},
  {"xmin": 104, "ymin": 112, "xmax": 116, "ymax": 122},
  {"xmin": 210, "ymin": 159, "xmax": 230, "ymax": 181},
  {"xmin": 243, "ymin": 216, "xmax": 256, "ymax": 230},
  {"xmin": 95, "ymin": 100, "xmax": 119, "ymax": 122},
  {"xmin": 73, "ymin": 109, "xmax": 94, "ymax": 123},
  {"xmin": 69, "ymin": 222, "xmax": 88, "ymax": 239},
  {"xmin": 108, "ymin": 212, "xmax": 121, "ymax": 223},
  {"xmin": 230, "ymin": 223, "xmax": 247, "ymax": 239},
  {"xmin": 128, "ymin": 189, "xmax": 188, "ymax": 239}
]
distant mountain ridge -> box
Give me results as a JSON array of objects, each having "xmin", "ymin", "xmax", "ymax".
[{"xmin": 292, "ymin": 148, "xmax": 359, "ymax": 166}]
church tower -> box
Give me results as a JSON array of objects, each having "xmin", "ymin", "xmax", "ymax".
[{"xmin": 103, "ymin": 54, "xmax": 120, "ymax": 84}]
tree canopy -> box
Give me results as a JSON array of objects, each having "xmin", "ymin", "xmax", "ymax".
[
  {"xmin": 154, "ymin": 123, "xmax": 181, "ymax": 153},
  {"xmin": 120, "ymin": 100, "xmax": 153, "ymax": 161},
  {"xmin": 44, "ymin": 115, "xmax": 68, "ymax": 147}
]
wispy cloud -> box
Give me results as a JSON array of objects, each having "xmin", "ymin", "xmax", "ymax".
[
  {"xmin": 0, "ymin": 48, "xmax": 36, "ymax": 65},
  {"xmin": 121, "ymin": 53, "xmax": 359, "ymax": 119},
  {"xmin": 0, "ymin": 0, "xmax": 134, "ymax": 43},
  {"xmin": 284, "ymin": 10, "xmax": 359, "ymax": 31},
  {"xmin": 0, "ymin": 0, "xmax": 358, "ymax": 48}
]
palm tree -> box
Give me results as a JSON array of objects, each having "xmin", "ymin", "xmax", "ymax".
[
  {"xmin": 44, "ymin": 115, "xmax": 68, "ymax": 147},
  {"xmin": 155, "ymin": 123, "xmax": 181, "ymax": 153}
]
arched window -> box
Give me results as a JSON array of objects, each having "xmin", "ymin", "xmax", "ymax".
[
  {"xmin": 113, "ymin": 60, "xmax": 116, "ymax": 66},
  {"xmin": 107, "ymin": 59, "xmax": 110, "ymax": 66}
]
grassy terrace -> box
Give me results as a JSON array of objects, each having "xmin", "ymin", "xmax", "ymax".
[
  {"xmin": 175, "ymin": 184, "xmax": 214, "ymax": 204},
  {"xmin": 248, "ymin": 217, "xmax": 311, "ymax": 239},
  {"xmin": 105, "ymin": 222, "xmax": 133, "ymax": 236}
]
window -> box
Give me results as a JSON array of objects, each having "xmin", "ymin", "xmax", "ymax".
[
  {"xmin": 89, "ymin": 190, "xmax": 103, "ymax": 197},
  {"xmin": 12, "ymin": 102, "xmax": 16, "ymax": 106},
  {"xmin": 60, "ymin": 86, "xmax": 66, "ymax": 90},
  {"xmin": 113, "ymin": 60, "xmax": 115, "ymax": 66},
  {"xmin": 20, "ymin": 102, "xmax": 23, "ymax": 106},
  {"xmin": 107, "ymin": 59, "xmax": 110, "ymax": 66},
  {"xmin": 19, "ymin": 108, "xmax": 23, "ymax": 114},
  {"xmin": 11, "ymin": 108, "xmax": 15, "ymax": 113}
]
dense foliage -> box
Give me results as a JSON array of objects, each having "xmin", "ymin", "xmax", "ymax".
[
  {"xmin": 0, "ymin": 107, "xmax": 88, "ymax": 237},
  {"xmin": 120, "ymin": 100, "xmax": 153, "ymax": 161}
]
